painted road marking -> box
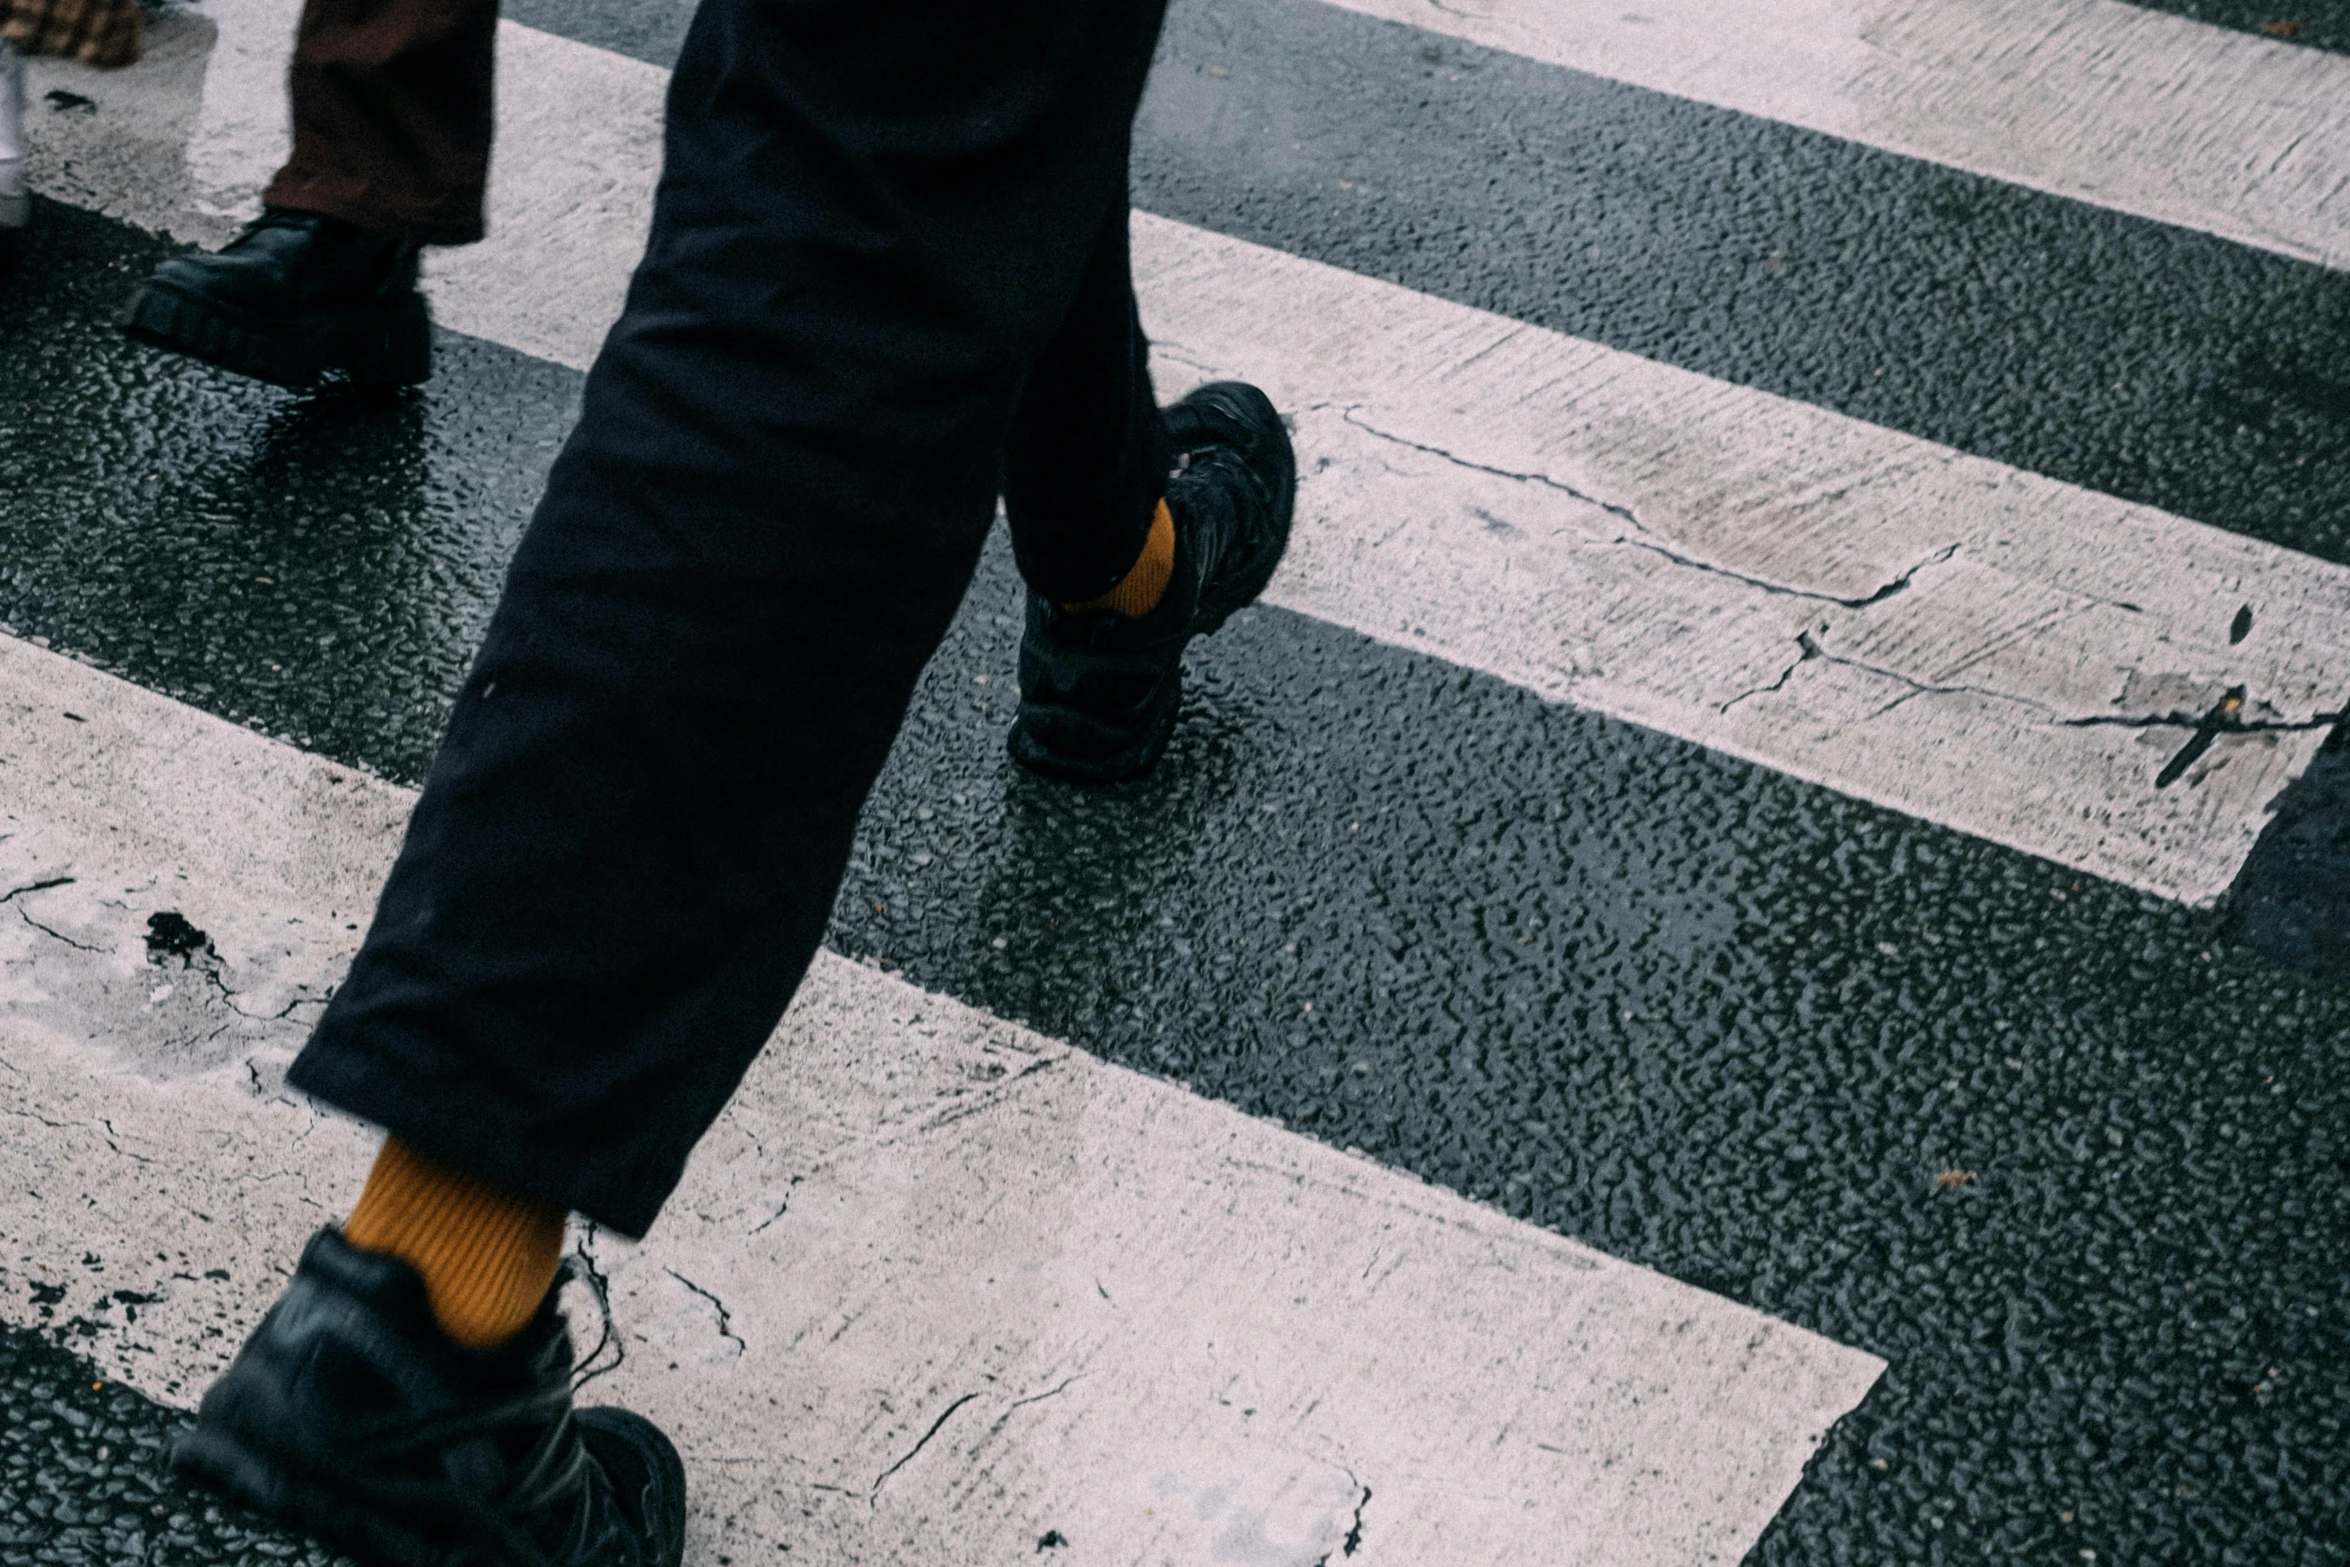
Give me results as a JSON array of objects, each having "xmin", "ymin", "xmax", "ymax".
[
  {"xmin": 1313, "ymin": 0, "xmax": 2350, "ymax": 273},
  {"xmin": 1134, "ymin": 215, "xmax": 2350, "ymax": 908},
  {"xmin": 25, "ymin": 3, "xmax": 2350, "ymax": 905},
  {"xmin": 0, "ymin": 630, "xmax": 1885, "ymax": 1564}
]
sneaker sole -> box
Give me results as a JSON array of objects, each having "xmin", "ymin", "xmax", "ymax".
[
  {"xmin": 174, "ymin": 1419, "xmax": 447, "ymax": 1567},
  {"xmin": 174, "ymin": 1399, "xmax": 689, "ymax": 1567},
  {"xmin": 121, "ymin": 277, "xmax": 433, "ymax": 390}
]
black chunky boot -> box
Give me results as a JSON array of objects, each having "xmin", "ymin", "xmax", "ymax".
[
  {"xmin": 122, "ymin": 209, "xmax": 433, "ymax": 389},
  {"xmin": 1009, "ymin": 380, "xmax": 1297, "ymax": 783},
  {"xmin": 172, "ymin": 1227, "xmax": 686, "ymax": 1567}
]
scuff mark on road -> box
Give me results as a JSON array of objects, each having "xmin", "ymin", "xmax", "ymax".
[{"xmin": 143, "ymin": 911, "xmax": 211, "ymax": 964}]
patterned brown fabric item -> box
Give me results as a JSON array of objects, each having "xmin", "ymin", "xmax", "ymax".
[{"xmin": 1, "ymin": 0, "xmax": 144, "ymax": 68}]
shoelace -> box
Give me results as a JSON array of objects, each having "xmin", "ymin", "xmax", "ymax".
[
  {"xmin": 563, "ymin": 1249, "xmax": 624, "ymax": 1393},
  {"xmin": 330, "ymin": 1383, "xmax": 588, "ymax": 1567}
]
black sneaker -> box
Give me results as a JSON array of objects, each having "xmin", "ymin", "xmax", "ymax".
[
  {"xmin": 122, "ymin": 209, "xmax": 432, "ymax": 389},
  {"xmin": 172, "ymin": 1227, "xmax": 686, "ymax": 1567},
  {"xmin": 1008, "ymin": 380, "xmax": 1297, "ymax": 782}
]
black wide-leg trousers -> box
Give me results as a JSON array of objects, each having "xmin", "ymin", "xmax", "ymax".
[{"xmin": 287, "ymin": 0, "xmax": 1176, "ymax": 1236}]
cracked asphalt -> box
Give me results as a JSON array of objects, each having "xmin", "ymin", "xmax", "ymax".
[{"xmin": 4, "ymin": 0, "xmax": 2350, "ymax": 1563}]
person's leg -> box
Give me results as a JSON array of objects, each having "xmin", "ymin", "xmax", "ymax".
[
  {"xmin": 285, "ymin": 0, "xmax": 1169, "ymax": 1233},
  {"xmin": 118, "ymin": 0, "xmax": 497, "ymax": 387},
  {"xmin": 266, "ymin": 0, "xmax": 499, "ymax": 244},
  {"xmin": 173, "ymin": 0, "xmax": 1173, "ymax": 1558},
  {"xmin": 1000, "ymin": 205, "xmax": 1298, "ymax": 782},
  {"xmin": 1003, "ymin": 204, "xmax": 1173, "ymax": 607}
]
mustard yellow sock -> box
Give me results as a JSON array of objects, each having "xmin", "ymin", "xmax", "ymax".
[
  {"xmin": 1065, "ymin": 497, "xmax": 1175, "ymax": 619},
  {"xmin": 342, "ymin": 1138, "xmax": 567, "ymax": 1350}
]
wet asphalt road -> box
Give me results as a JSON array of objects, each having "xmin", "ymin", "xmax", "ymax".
[{"xmin": 5, "ymin": 1, "xmax": 2350, "ymax": 1563}]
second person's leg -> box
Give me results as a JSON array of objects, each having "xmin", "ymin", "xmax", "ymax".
[
  {"xmin": 267, "ymin": 0, "xmax": 500, "ymax": 244},
  {"xmin": 121, "ymin": 0, "xmax": 499, "ymax": 387},
  {"xmin": 1003, "ymin": 205, "xmax": 1298, "ymax": 783}
]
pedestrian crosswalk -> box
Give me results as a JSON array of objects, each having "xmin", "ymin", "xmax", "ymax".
[
  {"xmin": 1140, "ymin": 215, "xmax": 2350, "ymax": 906},
  {"xmin": 27, "ymin": 0, "xmax": 2349, "ymax": 905},
  {"xmin": 2, "ymin": 0, "xmax": 2346, "ymax": 1562},
  {"xmin": 0, "ymin": 630, "xmax": 1882, "ymax": 1565}
]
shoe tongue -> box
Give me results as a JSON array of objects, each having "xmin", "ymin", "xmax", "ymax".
[
  {"xmin": 301, "ymin": 1227, "xmax": 566, "ymax": 1383},
  {"xmin": 303, "ymin": 1225, "xmax": 438, "ymax": 1318}
]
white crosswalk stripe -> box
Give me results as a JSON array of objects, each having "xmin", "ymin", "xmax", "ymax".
[
  {"xmin": 27, "ymin": 0, "xmax": 2348, "ymax": 904},
  {"xmin": 0, "ymin": 633, "xmax": 1883, "ymax": 1565},
  {"xmin": 1140, "ymin": 217, "xmax": 2350, "ymax": 907},
  {"xmin": 1318, "ymin": 0, "xmax": 2350, "ymax": 272}
]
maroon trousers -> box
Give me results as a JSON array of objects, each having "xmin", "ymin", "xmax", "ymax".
[{"xmin": 263, "ymin": 0, "xmax": 498, "ymax": 245}]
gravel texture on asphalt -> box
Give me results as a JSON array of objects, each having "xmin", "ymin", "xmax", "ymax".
[{"xmin": 0, "ymin": 1328, "xmax": 342, "ymax": 1566}]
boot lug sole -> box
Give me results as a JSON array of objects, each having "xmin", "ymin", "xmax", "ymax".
[{"xmin": 121, "ymin": 277, "xmax": 433, "ymax": 390}]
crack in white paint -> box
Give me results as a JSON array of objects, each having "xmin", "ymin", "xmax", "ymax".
[
  {"xmin": 661, "ymin": 1267, "xmax": 746, "ymax": 1360},
  {"xmin": 1133, "ymin": 214, "xmax": 2350, "ymax": 906},
  {"xmin": 869, "ymin": 1391, "xmax": 984, "ymax": 1500}
]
